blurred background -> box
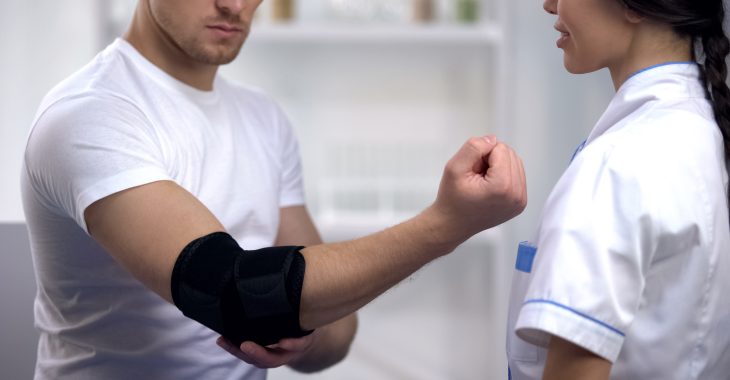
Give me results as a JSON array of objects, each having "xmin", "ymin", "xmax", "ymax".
[{"xmin": 0, "ymin": 0, "xmax": 613, "ymax": 378}]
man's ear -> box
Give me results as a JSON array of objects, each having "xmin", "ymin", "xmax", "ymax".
[{"xmin": 624, "ymin": 8, "xmax": 644, "ymax": 24}]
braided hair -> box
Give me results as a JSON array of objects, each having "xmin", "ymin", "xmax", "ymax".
[{"xmin": 619, "ymin": 0, "xmax": 730, "ymax": 209}]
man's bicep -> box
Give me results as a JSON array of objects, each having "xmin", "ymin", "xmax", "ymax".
[{"xmin": 84, "ymin": 180, "xmax": 225, "ymax": 302}]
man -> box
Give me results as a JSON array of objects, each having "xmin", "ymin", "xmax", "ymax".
[{"xmin": 21, "ymin": 0, "xmax": 527, "ymax": 379}]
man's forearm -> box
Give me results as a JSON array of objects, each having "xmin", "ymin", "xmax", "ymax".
[{"xmin": 299, "ymin": 205, "xmax": 462, "ymax": 330}]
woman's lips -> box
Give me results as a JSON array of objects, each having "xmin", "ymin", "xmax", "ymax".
[
  {"xmin": 557, "ymin": 32, "xmax": 570, "ymax": 48},
  {"xmin": 554, "ymin": 25, "xmax": 570, "ymax": 49}
]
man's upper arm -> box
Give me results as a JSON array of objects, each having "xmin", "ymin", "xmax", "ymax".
[{"xmin": 84, "ymin": 180, "xmax": 225, "ymax": 302}]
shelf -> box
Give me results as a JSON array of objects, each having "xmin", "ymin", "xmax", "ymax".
[{"xmin": 247, "ymin": 22, "xmax": 503, "ymax": 46}]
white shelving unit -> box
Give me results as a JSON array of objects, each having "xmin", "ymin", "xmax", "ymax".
[
  {"xmin": 235, "ymin": 1, "xmax": 510, "ymax": 235},
  {"xmin": 236, "ymin": 1, "xmax": 513, "ymax": 379},
  {"xmin": 248, "ymin": 22, "xmax": 503, "ymax": 45}
]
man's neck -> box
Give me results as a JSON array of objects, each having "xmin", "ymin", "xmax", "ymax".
[{"xmin": 124, "ymin": 5, "xmax": 218, "ymax": 91}]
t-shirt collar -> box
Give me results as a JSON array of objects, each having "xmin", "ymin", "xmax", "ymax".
[{"xmin": 113, "ymin": 38, "xmax": 221, "ymax": 105}]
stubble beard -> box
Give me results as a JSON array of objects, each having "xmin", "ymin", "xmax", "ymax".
[
  {"xmin": 152, "ymin": 5, "xmax": 248, "ymax": 66},
  {"xmin": 179, "ymin": 34, "xmax": 245, "ymax": 65}
]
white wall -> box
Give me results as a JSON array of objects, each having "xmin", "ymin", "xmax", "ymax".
[{"xmin": 0, "ymin": 0, "xmax": 98, "ymax": 222}]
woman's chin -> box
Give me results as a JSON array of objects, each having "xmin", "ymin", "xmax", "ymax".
[{"xmin": 563, "ymin": 58, "xmax": 600, "ymax": 75}]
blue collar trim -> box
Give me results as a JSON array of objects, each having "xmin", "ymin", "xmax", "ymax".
[{"xmin": 627, "ymin": 61, "xmax": 697, "ymax": 80}]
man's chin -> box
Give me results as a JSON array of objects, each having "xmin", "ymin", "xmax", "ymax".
[
  {"xmin": 193, "ymin": 46, "xmax": 243, "ymax": 65},
  {"xmin": 207, "ymin": 54, "xmax": 238, "ymax": 65}
]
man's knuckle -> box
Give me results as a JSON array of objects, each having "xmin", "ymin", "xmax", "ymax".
[{"xmin": 466, "ymin": 137, "xmax": 483, "ymax": 150}]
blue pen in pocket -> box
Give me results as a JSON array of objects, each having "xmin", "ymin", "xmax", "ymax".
[{"xmin": 515, "ymin": 241, "xmax": 537, "ymax": 274}]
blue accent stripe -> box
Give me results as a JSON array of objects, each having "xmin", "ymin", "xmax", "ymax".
[
  {"xmin": 523, "ymin": 299, "xmax": 625, "ymax": 337},
  {"xmin": 570, "ymin": 140, "xmax": 587, "ymax": 163},
  {"xmin": 515, "ymin": 242, "xmax": 537, "ymax": 273},
  {"xmin": 627, "ymin": 61, "xmax": 696, "ymax": 80}
]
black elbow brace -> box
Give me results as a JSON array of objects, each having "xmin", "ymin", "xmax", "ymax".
[{"xmin": 171, "ymin": 232, "xmax": 313, "ymax": 346}]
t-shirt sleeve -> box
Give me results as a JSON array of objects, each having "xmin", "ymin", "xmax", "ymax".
[
  {"xmin": 273, "ymin": 105, "xmax": 305, "ymax": 208},
  {"xmin": 514, "ymin": 144, "xmax": 656, "ymax": 362},
  {"xmin": 24, "ymin": 93, "xmax": 172, "ymax": 233}
]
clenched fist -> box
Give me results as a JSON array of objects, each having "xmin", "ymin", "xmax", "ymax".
[{"xmin": 427, "ymin": 136, "xmax": 527, "ymax": 248}]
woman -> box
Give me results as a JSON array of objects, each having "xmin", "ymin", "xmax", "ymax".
[{"xmin": 506, "ymin": 0, "xmax": 730, "ymax": 379}]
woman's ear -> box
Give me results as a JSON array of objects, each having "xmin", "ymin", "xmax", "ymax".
[{"xmin": 624, "ymin": 8, "xmax": 644, "ymax": 24}]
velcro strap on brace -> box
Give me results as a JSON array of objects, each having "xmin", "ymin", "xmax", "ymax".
[{"xmin": 171, "ymin": 232, "xmax": 312, "ymax": 346}]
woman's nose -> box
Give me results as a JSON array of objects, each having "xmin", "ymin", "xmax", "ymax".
[{"xmin": 543, "ymin": 0, "xmax": 557, "ymax": 15}]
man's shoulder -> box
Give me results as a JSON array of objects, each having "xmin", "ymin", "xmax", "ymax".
[
  {"xmin": 38, "ymin": 42, "xmax": 140, "ymax": 117},
  {"xmin": 30, "ymin": 41, "xmax": 151, "ymax": 149}
]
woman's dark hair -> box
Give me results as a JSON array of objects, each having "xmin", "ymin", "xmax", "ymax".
[{"xmin": 620, "ymin": 0, "xmax": 730, "ymax": 208}]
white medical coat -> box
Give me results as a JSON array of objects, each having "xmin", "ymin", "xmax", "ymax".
[{"xmin": 506, "ymin": 63, "xmax": 730, "ymax": 379}]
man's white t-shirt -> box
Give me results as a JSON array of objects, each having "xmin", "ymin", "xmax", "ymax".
[
  {"xmin": 21, "ymin": 38, "xmax": 305, "ymax": 380},
  {"xmin": 506, "ymin": 63, "xmax": 730, "ymax": 379}
]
